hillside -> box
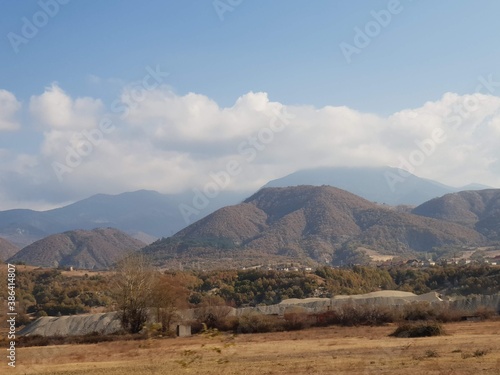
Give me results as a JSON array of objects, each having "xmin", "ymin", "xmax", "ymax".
[
  {"xmin": 144, "ymin": 186, "xmax": 485, "ymax": 267},
  {"xmin": 8, "ymin": 228, "xmax": 145, "ymax": 269},
  {"xmin": 412, "ymin": 189, "xmax": 500, "ymax": 240},
  {"xmin": 263, "ymin": 166, "xmax": 484, "ymax": 206},
  {"xmin": 0, "ymin": 237, "xmax": 19, "ymax": 261}
]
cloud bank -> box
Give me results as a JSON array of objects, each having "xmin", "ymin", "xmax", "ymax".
[{"xmin": 1, "ymin": 84, "xmax": 500, "ymax": 210}]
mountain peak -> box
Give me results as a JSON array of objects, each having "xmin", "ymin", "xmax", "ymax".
[
  {"xmin": 8, "ymin": 228, "xmax": 145, "ymax": 269},
  {"xmin": 264, "ymin": 166, "xmax": 486, "ymax": 206}
]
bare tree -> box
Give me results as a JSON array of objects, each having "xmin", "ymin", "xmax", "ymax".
[
  {"xmin": 150, "ymin": 273, "xmax": 190, "ymax": 333},
  {"xmin": 196, "ymin": 294, "xmax": 233, "ymax": 329},
  {"xmin": 113, "ymin": 253, "xmax": 156, "ymax": 334}
]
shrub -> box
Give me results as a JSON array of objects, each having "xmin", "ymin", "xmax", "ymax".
[
  {"xmin": 356, "ymin": 304, "xmax": 396, "ymax": 325},
  {"xmin": 16, "ymin": 332, "xmax": 149, "ymax": 347},
  {"xmin": 189, "ymin": 320, "xmax": 205, "ymax": 335},
  {"xmin": 434, "ymin": 306, "xmax": 464, "ymax": 323},
  {"xmin": 474, "ymin": 307, "xmax": 497, "ymax": 320},
  {"xmin": 473, "ymin": 349, "xmax": 489, "ymax": 357},
  {"xmin": 425, "ymin": 349, "xmax": 439, "ymax": 358},
  {"xmin": 313, "ymin": 310, "xmax": 338, "ymax": 327},
  {"xmin": 402, "ymin": 302, "xmax": 468, "ymax": 323},
  {"xmin": 15, "ymin": 313, "xmax": 32, "ymax": 327},
  {"xmin": 390, "ymin": 322, "xmax": 445, "ymax": 338},
  {"xmin": 233, "ymin": 313, "xmax": 284, "ymax": 334},
  {"xmin": 195, "ymin": 304, "xmax": 233, "ymax": 330},
  {"xmin": 283, "ymin": 310, "xmax": 314, "ymax": 331},
  {"xmin": 314, "ymin": 303, "xmax": 397, "ymax": 327},
  {"xmin": 402, "ymin": 302, "xmax": 436, "ymax": 321}
]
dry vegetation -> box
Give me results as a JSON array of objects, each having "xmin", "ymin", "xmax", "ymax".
[
  {"xmin": 10, "ymin": 320, "xmax": 500, "ymax": 375},
  {"xmin": 8, "ymin": 228, "xmax": 145, "ymax": 269},
  {"xmin": 145, "ymin": 185, "xmax": 488, "ymax": 268}
]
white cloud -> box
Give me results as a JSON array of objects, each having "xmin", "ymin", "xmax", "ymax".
[
  {"xmin": 0, "ymin": 90, "xmax": 21, "ymax": 131},
  {"xmin": 125, "ymin": 90, "xmax": 281, "ymax": 144},
  {"xmin": 29, "ymin": 83, "xmax": 103, "ymax": 130},
  {"xmin": 2, "ymin": 86, "xmax": 500, "ymax": 210}
]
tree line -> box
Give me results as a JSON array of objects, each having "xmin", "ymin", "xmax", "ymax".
[{"xmin": 2, "ymin": 260, "xmax": 499, "ymax": 333}]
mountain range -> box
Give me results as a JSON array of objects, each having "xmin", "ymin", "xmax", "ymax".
[
  {"xmin": 6, "ymin": 184, "xmax": 500, "ymax": 270},
  {"xmin": 143, "ymin": 185, "xmax": 487, "ymax": 268},
  {"xmin": 0, "ymin": 189, "xmax": 248, "ymax": 248},
  {"xmin": 0, "ymin": 167, "xmax": 491, "ymax": 249}
]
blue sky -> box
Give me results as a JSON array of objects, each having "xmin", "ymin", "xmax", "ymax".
[
  {"xmin": 3, "ymin": 0, "xmax": 500, "ymax": 111},
  {"xmin": 1, "ymin": 0, "xmax": 500, "ymax": 209}
]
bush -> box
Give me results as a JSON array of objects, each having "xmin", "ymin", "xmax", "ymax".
[
  {"xmin": 233, "ymin": 313, "xmax": 285, "ymax": 334},
  {"xmin": 283, "ymin": 310, "xmax": 315, "ymax": 331},
  {"xmin": 195, "ymin": 302, "xmax": 233, "ymax": 330},
  {"xmin": 353, "ymin": 304, "xmax": 396, "ymax": 326},
  {"xmin": 402, "ymin": 302, "xmax": 435, "ymax": 321},
  {"xmin": 313, "ymin": 303, "xmax": 397, "ymax": 327},
  {"xmin": 474, "ymin": 307, "xmax": 497, "ymax": 320},
  {"xmin": 425, "ymin": 349, "xmax": 439, "ymax": 358},
  {"xmin": 401, "ymin": 302, "xmax": 469, "ymax": 323},
  {"xmin": 474, "ymin": 349, "xmax": 489, "ymax": 357},
  {"xmin": 16, "ymin": 332, "xmax": 149, "ymax": 347},
  {"xmin": 189, "ymin": 320, "xmax": 205, "ymax": 335},
  {"xmin": 15, "ymin": 313, "xmax": 32, "ymax": 327},
  {"xmin": 434, "ymin": 306, "xmax": 464, "ymax": 323},
  {"xmin": 390, "ymin": 322, "xmax": 445, "ymax": 338},
  {"xmin": 314, "ymin": 310, "xmax": 338, "ymax": 327}
]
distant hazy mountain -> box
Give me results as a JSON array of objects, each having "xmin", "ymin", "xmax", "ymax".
[
  {"xmin": 0, "ymin": 168, "xmax": 492, "ymax": 250},
  {"xmin": 264, "ymin": 166, "xmax": 490, "ymax": 206},
  {"xmin": 0, "ymin": 237, "xmax": 19, "ymax": 261},
  {"xmin": 8, "ymin": 228, "xmax": 145, "ymax": 269},
  {"xmin": 412, "ymin": 189, "xmax": 500, "ymax": 240},
  {"xmin": 144, "ymin": 186, "xmax": 485, "ymax": 268},
  {"xmin": 0, "ymin": 190, "xmax": 248, "ymax": 248}
]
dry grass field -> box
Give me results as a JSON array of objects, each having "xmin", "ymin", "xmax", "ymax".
[{"xmin": 7, "ymin": 320, "xmax": 500, "ymax": 375}]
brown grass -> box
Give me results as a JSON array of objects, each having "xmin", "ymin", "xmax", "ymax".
[{"xmin": 9, "ymin": 320, "xmax": 500, "ymax": 374}]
